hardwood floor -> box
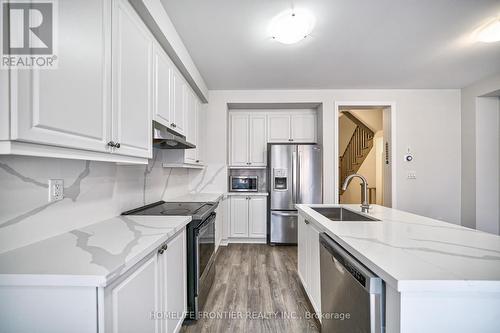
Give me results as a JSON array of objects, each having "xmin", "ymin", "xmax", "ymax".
[{"xmin": 181, "ymin": 244, "xmax": 320, "ymax": 333}]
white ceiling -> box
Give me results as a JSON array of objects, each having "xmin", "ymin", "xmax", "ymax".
[{"xmin": 161, "ymin": 0, "xmax": 500, "ymax": 90}]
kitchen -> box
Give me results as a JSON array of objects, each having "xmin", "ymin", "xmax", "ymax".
[{"xmin": 1, "ymin": 1, "xmax": 500, "ymax": 333}]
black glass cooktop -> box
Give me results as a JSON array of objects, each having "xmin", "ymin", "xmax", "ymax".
[{"xmin": 122, "ymin": 201, "xmax": 216, "ymax": 221}]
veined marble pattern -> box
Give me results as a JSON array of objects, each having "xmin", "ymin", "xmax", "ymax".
[
  {"xmin": 0, "ymin": 215, "xmax": 191, "ymax": 287},
  {"xmin": 297, "ymin": 204, "xmax": 500, "ymax": 291},
  {"xmin": 0, "ymin": 151, "xmax": 192, "ymax": 253}
]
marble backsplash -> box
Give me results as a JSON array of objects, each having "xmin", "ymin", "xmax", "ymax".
[{"xmin": 0, "ymin": 149, "xmax": 198, "ymax": 254}]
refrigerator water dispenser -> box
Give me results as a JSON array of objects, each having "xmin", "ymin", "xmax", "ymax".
[{"xmin": 273, "ymin": 169, "xmax": 288, "ymax": 190}]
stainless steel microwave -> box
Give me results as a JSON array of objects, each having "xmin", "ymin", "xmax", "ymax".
[{"xmin": 230, "ymin": 176, "xmax": 258, "ymax": 192}]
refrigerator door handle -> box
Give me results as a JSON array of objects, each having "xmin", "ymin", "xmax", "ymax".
[
  {"xmin": 292, "ymin": 150, "xmax": 297, "ymax": 205},
  {"xmin": 297, "ymin": 150, "xmax": 301, "ymax": 203},
  {"xmin": 271, "ymin": 211, "xmax": 298, "ymax": 217}
]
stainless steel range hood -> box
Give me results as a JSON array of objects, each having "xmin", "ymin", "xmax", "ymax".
[{"xmin": 153, "ymin": 122, "xmax": 195, "ymax": 149}]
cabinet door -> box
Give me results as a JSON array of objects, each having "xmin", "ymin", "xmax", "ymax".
[
  {"xmin": 11, "ymin": 0, "xmax": 111, "ymax": 152},
  {"xmin": 196, "ymin": 100, "xmax": 205, "ymax": 164},
  {"xmin": 230, "ymin": 196, "xmax": 249, "ymax": 237},
  {"xmin": 308, "ymin": 223, "xmax": 321, "ymax": 314},
  {"xmin": 153, "ymin": 44, "xmax": 172, "ymax": 128},
  {"xmin": 112, "ymin": 0, "xmax": 152, "ymax": 158},
  {"xmin": 161, "ymin": 230, "xmax": 187, "ymax": 333},
  {"xmin": 229, "ymin": 114, "xmax": 249, "ymax": 166},
  {"xmin": 248, "ymin": 196, "xmax": 267, "ymax": 238},
  {"xmin": 106, "ymin": 255, "xmax": 159, "ymax": 333},
  {"xmin": 171, "ymin": 71, "xmax": 185, "ymax": 135},
  {"xmin": 291, "ymin": 113, "xmax": 317, "ymax": 142},
  {"xmin": 184, "ymin": 89, "xmax": 197, "ymax": 163},
  {"xmin": 249, "ymin": 114, "xmax": 267, "ymax": 166},
  {"xmin": 297, "ymin": 216, "xmax": 308, "ymax": 289},
  {"xmin": 267, "ymin": 114, "xmax": 291, "ymax": 142}
]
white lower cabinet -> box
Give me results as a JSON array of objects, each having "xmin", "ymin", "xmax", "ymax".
[
  {"xmin": 297, "ymin": 215, "xmax": 322, "ymax": 315},
  {"xmin": 229, "ymin": 195, "xmax": 267, "ymax": 239},
  {"xmin": 104, "ymin": 229, "xmax": 186, "ymax": 333}
]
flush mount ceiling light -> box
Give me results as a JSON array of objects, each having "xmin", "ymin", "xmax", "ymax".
[
  {"xmin": 476, "ymin": 18, "xmax": 500, "ymax": 43},
  {"xmin": 269, "ymin": 8, "xmax": 315, "ymax": 44}
]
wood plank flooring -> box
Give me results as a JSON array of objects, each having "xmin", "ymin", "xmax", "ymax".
[{"xmin": 181, "ymin": 244, "xmax": 320, "ymax": 333}]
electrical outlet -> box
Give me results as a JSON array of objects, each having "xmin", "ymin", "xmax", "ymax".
[
  {"xmin": 407, "ymin": 171, "xmax": 417, "ymax": 180},
  {"xmin": 49, "ymin": 179, "xmax": 64, "ymax": 202}
]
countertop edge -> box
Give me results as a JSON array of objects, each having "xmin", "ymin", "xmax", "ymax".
[
  {"xmin": 0, "ymin": 216, "xmax": 192, "ymax": 288},
  {"xmin": 296, "ymin": 204, "xmax": 500, "ymax": 293}
]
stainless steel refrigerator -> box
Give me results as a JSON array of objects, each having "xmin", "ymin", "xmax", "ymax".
[{"xmin": 268, "ymin": 144, "xmax": 323, "ymax": 244}]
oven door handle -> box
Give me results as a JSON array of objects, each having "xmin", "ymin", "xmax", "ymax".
[{"xmin": 196, "ymin": 213, "xmax": 216, "ymax": 235}]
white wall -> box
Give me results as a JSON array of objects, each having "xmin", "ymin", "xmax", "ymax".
[
  {"xmin": 204, "ymin": 89, "xmax": 461, "ymax": 224},
  {"xmin": 475, "ymin": 97, "xmax": 500, "ymax": 234},
  {"xmin": 461, "ymin": 73, "xmax": 500, "ymax": 229},
  {"xmin": 0, "ymin": 151, "xmax": 193, "ymax": 253}
]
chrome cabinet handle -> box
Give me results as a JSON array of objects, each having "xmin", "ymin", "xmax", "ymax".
[{"xmin": 158, "ymin": 243, "xmax": 168, "ymax": 254}]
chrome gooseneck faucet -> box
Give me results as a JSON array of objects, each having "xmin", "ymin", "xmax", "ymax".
[{"xmin": 342, "ymin": 174, "xmax": 370, "ymax": 212}]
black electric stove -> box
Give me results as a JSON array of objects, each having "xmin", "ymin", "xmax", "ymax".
[
  {"xmin": 122, "ymin": 201, "xmax": 216, "ymax": 222},
  {"xmin": 122, "ymin": 200, "xmax": 218, "ymax": 321}
]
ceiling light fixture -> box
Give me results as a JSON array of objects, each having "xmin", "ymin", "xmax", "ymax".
[
  {"xmin": 269, "ymin": 8, "xmax": 315, "ymax": 44},
  {"xmin": 477, "ymin": 18, "xmax": 500, "ymax": 43}
]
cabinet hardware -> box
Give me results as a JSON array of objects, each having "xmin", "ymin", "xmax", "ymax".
[
  {"xmin": 107, "ymin": 141, "xmax": 116, "ymax": 148},
  {"xmin": 115, "ymin": 142, "xmax": 121, "ymax": 148},
  {"xmin": 196, "ymin": 160, "xmax": 200, "ymax": 163},
  {"xmin": 288, "ymin": 138, "xmax": 293, "ymax": 142},
  {"xmin": 158, "ymin": 247, "xmax": 164, "ymax": 254},
  {"xmin": 305, "ymin": 219, "xmax": 310, "ymax": 224}
]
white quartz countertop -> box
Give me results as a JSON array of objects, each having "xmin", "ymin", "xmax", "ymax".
[
  {"xmin": 167, "ymin": 192, "xmax": 224, "ymax": 203},
  {"xmin": 296, "ymin": 204, "xmax": 500, "ymax": 292},
  {"xmin": 0, "ymin": 215, "xmax": 191, "ymax": 287}
]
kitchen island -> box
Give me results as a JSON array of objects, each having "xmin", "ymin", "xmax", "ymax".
[{"xmin": 297, "ymin": 204, "xmax": 500, "ymax": 333}]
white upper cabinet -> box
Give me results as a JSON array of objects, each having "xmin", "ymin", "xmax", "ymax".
[
  {"xmin": 153, "ymin": 43, "xmax": 173, "ymax": 128},
  {"xmin": 10, "ymin": 0, "xmax": 111, "ymax": 153},
  {"xmin": 249, "ymin": 114, "xmax": 267, "ymax": 166},
  {"xmin": 196, "ymin": 100, "xmax": 205, "ymax": 164},
  {"xmin": 184, "ymin": 88, "xmax": 197, "ymax": 163},
  {"xmin": 171, "ymin": 70, "xmax": 186, "ymax": 135},
  {"xmin": 267, "ymin": 113, "xmax": 291, "ymax": 143},
  {"xmin": 229, "ymin": 113, "xmax": 250, "ymax": 166},
  {"xmin": 229, "ymin": 110, "xmax": 317, "ymax": 167},
  {"xmin": 291, "ymin": 112, "xmax": 317, "ymax": 142},
  {"xmin": 229, "ymin": 112, "xmax": 267, "ymax": 167},
  {"xmin": 268, "ymin": 111, "xmax": 317, "ymax": 143},
  {"xmin": 112, "ymin": 0, "xmax": 153, "ymax": 159}
]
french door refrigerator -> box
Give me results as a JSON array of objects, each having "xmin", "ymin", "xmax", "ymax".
[{"xmin": 268, "ymin": 143, "xmax": 323, "ymax": 244}]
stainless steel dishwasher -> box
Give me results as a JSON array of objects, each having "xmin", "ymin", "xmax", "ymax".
[{"xmin": 320, "ymin": 233, "xmax": 385, "ymax": 333}]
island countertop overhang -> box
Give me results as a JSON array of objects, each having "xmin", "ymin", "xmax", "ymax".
[{"xmin": 296, "ymin": 204, "xmax": 500, "ymax": 293}]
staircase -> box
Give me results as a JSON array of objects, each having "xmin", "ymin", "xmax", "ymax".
[{"xmin": 339, "ymin": 112, "xmax": 374, "ymax": 193}]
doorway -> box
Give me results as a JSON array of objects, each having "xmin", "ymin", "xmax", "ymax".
[{"xmin": 334, "ymin": 103, "xmax": 394, "ymax": 207}]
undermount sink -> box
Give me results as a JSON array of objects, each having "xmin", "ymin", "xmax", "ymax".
[{"xmin": 311, "ymin": 207, "xmax": 380, "ymax": 222}]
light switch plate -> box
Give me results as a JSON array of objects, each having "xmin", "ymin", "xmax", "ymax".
[
  {"xmin": 407, "ymin": 171, "xmax": 417, "ymax": 179},
  {"xmin": 49, "ymin": 179, "xmax": 64, "ymax": 202}
]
